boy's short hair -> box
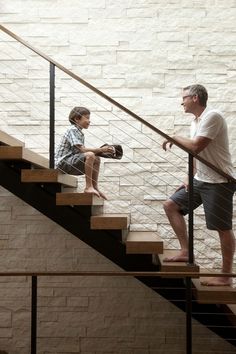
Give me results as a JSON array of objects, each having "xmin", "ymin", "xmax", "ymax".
[
  {"xmin": 69, "ymin": 107, "xmax": 90, "ymax": 125},
  {"xmin": 183, "ymin": 84, "xmax": 208, "ymax": 107}
]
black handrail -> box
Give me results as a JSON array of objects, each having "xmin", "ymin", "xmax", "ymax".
[
  {"xmin": 49, "ymin": 63, "xmax": 55, "ymax": 168},
  {"xmin": 0, "ymin": 24, "xmax": 235, "ymax": 182}
]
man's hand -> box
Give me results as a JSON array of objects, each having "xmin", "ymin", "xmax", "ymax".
[
  {"xmin": 162, "ymin": 140, "xmax": 173, "ymax": 151},
  {"xmin": 176, "ymin": 182, "xmax": 188, "ymax": 192}
]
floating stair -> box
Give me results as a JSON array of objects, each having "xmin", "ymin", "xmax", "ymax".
[
  {"xmin": 126, "ymin": 231, "xmax": 163, "ymax": 254},
  {"xmin": 158, "ymin": 249, "xmax": 199, "ymax": 275},
  {"xmin": 0, "ymin": 129, "xmax": 25, "ymax": 146},
  {"xmin": 21, "ymin": 169, "xmax": 78, "ymax": 187},
  {"xmin": 0, "ymin": 146, "xmax": 49, "ymax": 168},
  {"xmin": 0, "ymin": 129, "xmax": 48, "ymax": 168},
  {"xmin": 192, "ymin": 278, "xmax": 236, "ymax": 304},
  {"xmin": 90, "ymin": 214, "xmax": 129, "ymax": 230},
  {"xmin": 56, "ymin": 192, "xmax": 104, "ymax": 206}
]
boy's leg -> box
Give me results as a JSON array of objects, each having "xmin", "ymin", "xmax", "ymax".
[
  {"xmin": 83, "ymin": 152, "xmax": 100, "ymax": 197},
  {"xmin": 92, "ymin": 156, "xmax": 107, "ymax": 200}
]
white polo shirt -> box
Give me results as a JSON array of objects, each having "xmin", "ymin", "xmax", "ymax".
[{"xmin": 190, "ymin": 107, "xmax": 234, "ymax": 183}]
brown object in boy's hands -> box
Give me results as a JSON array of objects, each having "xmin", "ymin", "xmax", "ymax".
[{"xmin": 97, "ymin": 144, "xmax": 123, "ymax": 159}]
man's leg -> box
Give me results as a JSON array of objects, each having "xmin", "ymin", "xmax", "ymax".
[
  {"xmin": 201, "ymin": 230, "xmax": 235, "ymax": 286},
  {"xmin": 163, "ymin": 199, "xmax": 189, "ymax": 262},
  {"xmin": 200, "ymin": 182, "xmax": 235, "ymax": 286}
]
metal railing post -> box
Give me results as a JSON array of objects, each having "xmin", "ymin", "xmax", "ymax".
[
  {"xmin": 49, "ymin": 62, "xmax": 55, "ymax": 169},
  {"xmin": 188, "ymin": 153, "xmax": 194, "ymax": 265},
  {"xmin": 186, "ymin": 153, "xmax": 194, "ymax": 354},
  {"xmin": 31, "ymin": 276, "xmax": 38, "ymax": 354}
]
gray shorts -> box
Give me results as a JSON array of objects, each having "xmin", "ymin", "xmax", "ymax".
[
  {"xmin": 170, "ymin": 179, "xmax": 236, "ymax": 230},
  {"xmin": 57, "ymin": 153, "xmax": 85, "ymax": 175}
]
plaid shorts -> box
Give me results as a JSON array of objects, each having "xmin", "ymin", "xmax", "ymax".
[{"xmin": 57, "ymin": 153, "xmax": 85, "ymax": 175}]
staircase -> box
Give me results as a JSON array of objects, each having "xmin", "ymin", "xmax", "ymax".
[
  {"xmin": 1, "ymin": 129, "xmax": 236, "ymax": 348},
  {"xmin": 0, "ymin": 24, "xmax": 236, "ymax": 350}
]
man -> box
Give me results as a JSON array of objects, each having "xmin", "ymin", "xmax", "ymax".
[{"xmin": 162, "ymin": 84, "xmax": 235, "ymax": 286}]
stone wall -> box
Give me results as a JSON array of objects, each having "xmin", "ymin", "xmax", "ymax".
[{"xmin": 0, "ymin": 0, "xmax": 236, "ymax": 353}]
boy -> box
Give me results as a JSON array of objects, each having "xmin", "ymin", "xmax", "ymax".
[{"xmin": 55, "ymin": 106, "xmax": 113, "ymax": 200}]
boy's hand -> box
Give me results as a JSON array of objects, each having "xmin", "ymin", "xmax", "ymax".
[{"xmin": 100, "ymin": 145, "xmax": 115, "ymax": 154}]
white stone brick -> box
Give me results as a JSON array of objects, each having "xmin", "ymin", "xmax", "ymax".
[{"xmin": 127, "ymin": 7, "xmax": 156, "ymax": 18}]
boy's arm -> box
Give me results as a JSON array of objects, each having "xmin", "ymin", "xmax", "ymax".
[{"xmin": 75, "ymin": 144, "xmax": 114, "ymax": 154}]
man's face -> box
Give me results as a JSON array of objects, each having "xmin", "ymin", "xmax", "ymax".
[
  {"xmin": 75, "ymin": 114, "xmax": 90, "ymax": 129},
  {"xmin": 181, "ymin": 90, "xmax": 195, "ymax": 114}
]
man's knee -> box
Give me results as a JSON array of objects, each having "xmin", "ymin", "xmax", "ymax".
[{"xmin": 163, "ymin": 199, "xmax": 179, "ymax": 215}]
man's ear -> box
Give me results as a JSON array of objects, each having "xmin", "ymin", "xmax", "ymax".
[{"xmin": 192, "ymin": 94, "xmax": 198, "ymax": 103}]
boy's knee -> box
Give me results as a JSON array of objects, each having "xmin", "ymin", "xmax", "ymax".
[{"xmin": 85, "ymin": 152, "xmax": 96, "ymax": 160}]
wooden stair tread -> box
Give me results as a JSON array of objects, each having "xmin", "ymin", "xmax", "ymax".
[
  {"xmin": 0, "ymin": 129, "xmax": 25, "ymax": 146},
  {"xmin": 91, "ymin": 214, "xmax": 129, "ymax": 230},
  {"xmin": 56, "ymin": 192, "xmax": 104, "ymax": 206},
  {"xmin": 126, "ymin": 231, "xmax": 163, "ymax": 254},
  {"xmin": 21, "ymin": 169, "xmax": 77, "ymax": 187},
  {"xmin": 0, "ymin": 146, "xmax": 49, "ymax": 168},
  {"xmin": 159, "ymin": 249, "xmax": 199, "ymax": 274},
  {"xmin": 192, "ymin": 278, "xmax": 236, "ymax": 304}
]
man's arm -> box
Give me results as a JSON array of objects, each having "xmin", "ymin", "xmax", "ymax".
[{"xmin": 162, "ymin": 135, "xmax": 211, "ymax": 154}]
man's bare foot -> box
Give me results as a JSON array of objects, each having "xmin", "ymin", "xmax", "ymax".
[
  {"xmin": 84, "ymin": 187, "xmax": 100, "ymax": 198},
  {"xmin": 200, "ymin": 277, "xmax": 232, "ymax": 287},
  {"xmin": 96, "ymin": 189, "xmax": 108, "ymax": 200},
  {"xmin": 163, "ymin": 251, "xmax": 189, "ymax": 262}
]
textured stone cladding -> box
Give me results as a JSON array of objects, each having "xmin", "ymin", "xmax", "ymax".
[{"xmin": 0, "ymin": 0, "xmax": 236, "ymax": 353}]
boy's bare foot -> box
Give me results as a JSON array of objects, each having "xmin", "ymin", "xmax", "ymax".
[
  {"xmin": 96, "ymin": 189, "xmax": 108, "ymax": 200},
  {"xmin": 200, "ymin": 277, "xmax": 232, "ymax": 287},
  {"xmin": 84, "ymin": 187, "xmax": 100, "ymax": 198},
  {"xmin": 163, "ymin": 250, "xmax": 189, "ymax": 262}
]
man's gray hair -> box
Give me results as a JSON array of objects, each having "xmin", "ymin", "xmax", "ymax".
[{"xmin": 183, "ymin": 84, "xmax": 208, "ymax": 107}]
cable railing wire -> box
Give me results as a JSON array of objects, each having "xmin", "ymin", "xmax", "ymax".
[
  {"xmin": 0, "ymin": 28, "xmax": 235, "ymax": 273},
  {"xmin": 0, "ymin": 49, "xmax": 233, "ymax": 269}
]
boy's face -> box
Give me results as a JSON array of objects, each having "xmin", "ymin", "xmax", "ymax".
[{"xmin": 75, "ymin": 114, "xmax": 90, "ymax": 129}]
